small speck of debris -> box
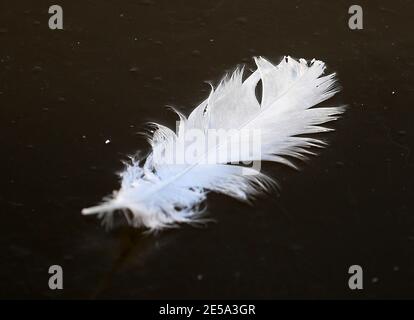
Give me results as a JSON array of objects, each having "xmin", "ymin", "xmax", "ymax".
[
  {"xmin": 196, "ymin": 274, "xmax": 203, "ymax": 280},
  {"xmin": 32, "ymin": 66, "xmax": 43, "ymax": 73},
  {"xmin": 371, "ymin": 277, "xmax": 379, "ymax": 283},
  {"xmin": 290, "ymin": 244, "xmax": 303, "ymax": 251},
  {"xmin": 139, "ymin": 0, "xmax": 154, "ymax": 5},
  {"xmin": 129, "ymin": 66, "xmax": 140, "ymax": 73},
  {"xmin": 191, "ymin": 49, "xmax": 201, "ymax": 57},
  {"xmin": 235, "ymin": 17, "xmax": 248, "ymax": 25},
  {"xmin": 82, "ymin": 135, "xmax": 86, "ymax": 139},
  {"xmin": 393, "ymin": 266, "xmax": 400, "ymax": 271},
  {"xmin": 105, "ymin": 139, "xmax": 111, "ymax": 144},
  {"xmin": 398, "ymin": 130, "xmax": 406, "ymax": 136},
  {"xmin": 391, "ymin": 90, "xmax": 396, "ymax": 95},
  {"xmin": 9, "ymin": 201, "xmax": 24, "ymax": 207},
  {"xmin": 335, "ymin": 161, "xmax": 345, "ymax": 168}
]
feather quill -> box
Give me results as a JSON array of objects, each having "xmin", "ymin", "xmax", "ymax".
[{"xmin": 82, "ymin": 56, "xmax": 345, "ymax": 231}]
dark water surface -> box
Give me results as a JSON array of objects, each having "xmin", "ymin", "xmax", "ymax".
[{"xmin": 1, "ymin": 0, "xmax": 413, "ymax": 298}]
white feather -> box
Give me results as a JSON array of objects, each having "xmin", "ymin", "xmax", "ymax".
[{"xmin": 82, "ymin": 56, "xmax": 345, "ymax": 231}]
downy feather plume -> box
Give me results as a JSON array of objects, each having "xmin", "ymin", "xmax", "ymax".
[{"xmin": 82, "ymin": 56, "xmax": 345, "ymax": 231}]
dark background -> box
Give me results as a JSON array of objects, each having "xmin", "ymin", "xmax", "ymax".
[{"xmin": 0, "ymin": 0, "xmax": 413, "ymax": 299}]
